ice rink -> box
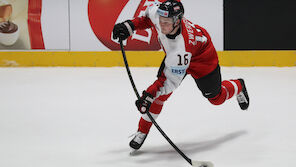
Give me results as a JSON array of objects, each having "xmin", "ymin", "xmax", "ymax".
[{"xmin": 0, "ymin": 67, "xmax": 295, "ymax": 167}]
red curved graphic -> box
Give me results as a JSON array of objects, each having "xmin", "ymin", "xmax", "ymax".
[{"xmin": 88, "ymin": 0, "xmax": 161, "ymax": 51}]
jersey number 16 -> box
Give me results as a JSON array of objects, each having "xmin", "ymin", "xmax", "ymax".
[{"xmin": 177, "ymin": 54, "xmax": 189, "ymax": 66}]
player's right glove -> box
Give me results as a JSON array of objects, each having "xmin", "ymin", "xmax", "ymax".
[
  {"xmin": 112, "ymin": 20, "xmax": 134, "ymax": 41},
  {"xmin": 135, "ymin": 91, "xmax": 154, "ymax": 114}
]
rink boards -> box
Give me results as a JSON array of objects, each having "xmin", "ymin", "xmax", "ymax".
[{"xmin": 0, "ymin": 50, "xmax": 295, "ymax": 67}]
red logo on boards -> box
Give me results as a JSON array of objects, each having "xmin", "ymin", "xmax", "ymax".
[{"xmin": 88, "ymin": 0, "xmax": 166, "ymax": 51}]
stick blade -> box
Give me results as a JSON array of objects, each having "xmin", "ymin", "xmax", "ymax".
[
  {"xmin": 191, "ymin": 161, "xmax": 214, "ymax": 167},
  {"xmin": 129, "ymin": 148, "xmax": 137, "ymax": 156}
]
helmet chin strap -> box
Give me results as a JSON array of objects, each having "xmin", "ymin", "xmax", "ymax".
[{"xmin": 169, "ymin": 19, "xmax": 180, "ymax": 35}]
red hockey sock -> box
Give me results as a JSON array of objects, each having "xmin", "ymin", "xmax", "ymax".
[
  {"xmin": 138, "ymin": 118, "xmax": 153, "ymax": 134},
  {"xmin": 208, "ymin": 79, "xmax": 242, "ymax": 105},
  {"xmin": 138, "ymin": 93, "xmax": 171, "ymax": 134},
  {"xmin": 138, "ymin": 101, "xmax": 163, "ymax": 134}
]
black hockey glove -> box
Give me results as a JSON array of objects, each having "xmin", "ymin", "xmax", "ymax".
[
  {"xmin": 112, "ymin": 20, "xmax": 135, "ymax": 41},
  {"xmin": 135, "ymin": 91, "xmax": 154, "ymax": 114}
]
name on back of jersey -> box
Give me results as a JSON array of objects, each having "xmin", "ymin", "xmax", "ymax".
[{"xmin": 183, "ymin": 18, "xmax": 207, "ymax": 46}]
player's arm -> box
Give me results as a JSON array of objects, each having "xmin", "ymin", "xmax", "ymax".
[
  {"xmin": 130, "ymin": 15, "xmax": 153, "ymax": 30},
  {"xmin": 112, "ymin": 4, "xmax": 154, "ymax": 41}
]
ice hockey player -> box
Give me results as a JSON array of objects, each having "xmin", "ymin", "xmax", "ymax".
[{"xmin": 112, "ymin": 0, "xmax": 249, "ymax": 152}]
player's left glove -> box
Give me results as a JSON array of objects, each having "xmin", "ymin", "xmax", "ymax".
[
  {"xmin": 135, "ymin": 91, "xmax": 154, "ymax": 114},
  {"xmin": 112, "ymin": 20, "xmax": 134, "ymax": 41}
]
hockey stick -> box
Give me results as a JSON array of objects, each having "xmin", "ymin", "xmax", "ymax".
[{"xmin": 119, "ymin": 39, "xmax": 214, "ymax": 167}]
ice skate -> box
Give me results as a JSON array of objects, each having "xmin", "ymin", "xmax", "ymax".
[
  {"xmin": 129, "ymin": 131, "xmax": 147, "ymax": 155},
  {"xmin": 237, "ymin": 79, "xmax": 249, "ymax": 110}
]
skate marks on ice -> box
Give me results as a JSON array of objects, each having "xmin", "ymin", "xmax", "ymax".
[{"xmin": 101, "ymin": 130, "xmax": 247, "ymax": 164}]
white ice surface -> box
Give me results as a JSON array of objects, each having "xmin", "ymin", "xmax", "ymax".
[{"xmin": 0, "ymin": 67, "xmax": 296, "ymax": 167}]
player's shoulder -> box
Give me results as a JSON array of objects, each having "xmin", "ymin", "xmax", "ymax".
[
  {"xmin": 145, "ymin": 1, "xmax": 160, "ymax": 16},
  {"xmin": 181, "ymin": 18, "xmax": 209, "ymax": 47}
]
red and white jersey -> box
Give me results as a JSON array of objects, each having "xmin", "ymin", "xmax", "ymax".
[{"xmin": 131, "ymin": 2, "xmax": 218, "ymax": 98}]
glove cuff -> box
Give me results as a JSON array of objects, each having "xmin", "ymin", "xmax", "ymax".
[
  {"xmin": 124, "ymin": 20, "xmax": 135, "ymax": 36},
  {"xmin": 143, "ymin": 91, "xmax": 154, "ymax": 103}
]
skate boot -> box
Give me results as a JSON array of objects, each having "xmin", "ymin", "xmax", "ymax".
[
  {"xmin": 129, "ymin": 131, "xmax": 147, "ymax": 153},
  {"xmin": 237, "ymin": 79, "xmax": 249, "ymax": 110}
]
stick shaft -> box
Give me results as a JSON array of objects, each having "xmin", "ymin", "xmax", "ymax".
[
  {"xmin": 119, "ymin": 40, "xmax": 193, "ymax": 166},
  {"xmin": 119, "ymin": 40, "xmax": 140, "ymax": 99}
]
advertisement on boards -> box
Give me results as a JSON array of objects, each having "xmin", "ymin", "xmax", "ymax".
[
  {"xmin": 0, "ymin": 0, "xmax": 223, "ymax": 51},
  {"xmin": 0, "ymin": 0, "xmax": 44, "ymax": 50},
  {"xmin": 83, "ymin": 0, "xmax": 223, "ymax": 51}
]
